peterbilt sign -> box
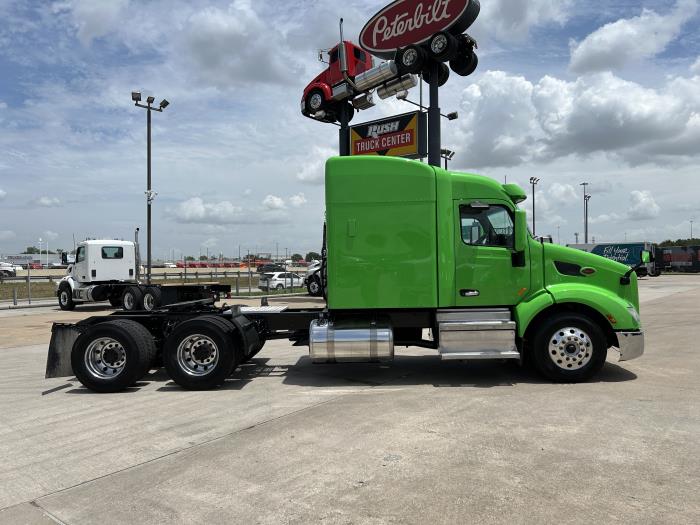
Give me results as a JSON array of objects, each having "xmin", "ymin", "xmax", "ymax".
[
  {"xmin": 359, "ymin": 0, "xmax": 480, "ymax": 59},
  {"xmin": 350, "ymin": 111, "xmax": 426, "ymax": 159}
]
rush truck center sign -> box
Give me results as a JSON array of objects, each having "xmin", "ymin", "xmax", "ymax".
[
  {"xmin": 350, "ymin": 111, "xmax": 426, "ymax": 159},
  {"xmin": 360, "ymin": 0, "xmax": 480, "ymax": 59}
]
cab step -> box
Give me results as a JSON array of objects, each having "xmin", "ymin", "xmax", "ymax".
[{"xmin": 437, "ymin": 309, "xmax": 520, "ymax": 361}]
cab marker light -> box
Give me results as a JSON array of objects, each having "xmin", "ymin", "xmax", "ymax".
[{"xmin": 606, "ymin": 314, "xmax": 618, "ymax": 324}]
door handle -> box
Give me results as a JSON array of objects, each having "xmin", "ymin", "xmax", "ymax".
[{"xmin": 460, "ymin": 289, "xmax": 480, "ymax": 297}]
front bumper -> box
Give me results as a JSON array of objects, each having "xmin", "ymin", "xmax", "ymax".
[{"xmin": 614, "ymin": 331, "xmax": 644, "ymax": 361}]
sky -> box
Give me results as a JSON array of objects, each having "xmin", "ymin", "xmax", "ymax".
[{"xmin": 0, "ymin": 0, "xmax": 699, "ymax": 259}]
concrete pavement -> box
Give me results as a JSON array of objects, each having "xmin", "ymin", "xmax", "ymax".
[{"xmin": 0, "ymin": 275, "xmax": 698, "ymax": 524}]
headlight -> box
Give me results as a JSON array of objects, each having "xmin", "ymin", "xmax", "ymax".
[{"xmin": 627, "ymin": 306, "xmax": 641, "ymax": 325}]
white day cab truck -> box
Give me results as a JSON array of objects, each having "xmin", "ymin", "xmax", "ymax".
[
  {"xmin": 47, "ymin": 158, "xmax": 645, "ymax": 392},
  {"xmin": 56, "ymin": 239, "xmax": 229, "ymax": 312}
]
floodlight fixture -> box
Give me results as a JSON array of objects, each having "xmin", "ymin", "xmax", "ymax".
[
  {"xmin": 131, "ymin": 91, "xmax": 142, "ymax": 102},
  {"xmin": 159, "ymin": 99, "xmax": 169, "ymax": 109},
  {"xmin": 446, "ymin": 111, "xmax": 458, "ymax": 121},
  {"xmin": 146, "ymin": 96, "xmax": 155, "ymax": 104}
]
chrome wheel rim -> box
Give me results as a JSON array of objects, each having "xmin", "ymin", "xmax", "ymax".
[
  {"xmin": 548, "ymin": 327, "xmax": 593, "ymax": 370},
  {"xmin": 309, "ymin": 93, "xmax": 323, "ymax": 110},
  {"xmin": 123, "ymin": 293, "xmax": 134, "ymax": 310},
  {"xmin": 143, "ymin": 293, "xmax": 154, "ymax": 311},
  {"xmin": 403, "ymin": 48, "xmax": 418, "ymax": 66},
  {"xmin": 60, "ymin": 290, "xmax": 69, "ymax": 305},
  {"xmin": 85, "ymin": 337, "xmax": 126, "ymax": 379},
  {"xmin": 309, "ymin": 281, "xmax": 319, "ymax": 294},
  {"xmin": 431, "ymin": 34, "xmax": 447, "ymax": 54},
  {"xmin": 176, "ymin": 334, "xmax": 219, "ymax": 376}
]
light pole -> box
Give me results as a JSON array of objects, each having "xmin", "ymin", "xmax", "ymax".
[
  {"xmin": 37, "ymin": 238, "xmax": 43, "ymax": 267},
  {"xmin": 556, "ymin": 224, "xmax": 560, "ymax": 244},
  {"xmin": 691, "ymin": 217, "xmax": 695, "ymax": 239},
  {"xmin": 440, "ymin": 149, "xmax": 455, "ymax": 169},
  {"xmin": 132, "ymin": 91, "xmax": 169, "ymax": 284},
  {"xmin": 530, "ymin": 177, "xmax": 540, "ymax": 236},
  {"xmin": 395, "ymin": 91, "xmax": 459, "ymax": 121},
  {"xmin": 580, "ymin": 182, "xmax": 590, "ymax": 243}
]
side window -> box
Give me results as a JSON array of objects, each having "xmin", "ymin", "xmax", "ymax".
[
  {"xmin": 101, "ymin": 246, "xmax": 124, "ymax": 259},
  {"xmin": 353, "ymin": 47, "xmax": 365, "ymax": 62},
  {"xmin": 460, "ymin": 205, "xmax": 514, "ymax": 248},
  {"xmin": 75, "ymin": 247, "xmax": 85, "ymax": 263},
  {"xmin": 329, "ymin": 48, "xmax": 338, "ymax": 63}
]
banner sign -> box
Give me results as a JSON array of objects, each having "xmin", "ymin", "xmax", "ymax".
[
  {"xmin": 5, "ymin": 255, "xmax": 33, "ymax": 263},
  {"xmin": 350, "ymin": 111, "xmax": 426, "ymax": 159},
  {"xmin": 359, "ymin": 0, "xmax": 480, "ymax": 59}
]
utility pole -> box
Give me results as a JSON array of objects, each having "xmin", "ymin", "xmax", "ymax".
[
  {"xmin": 691, "ymin": 218, "xmax": 695, "ymax": 239},
  {"xmin": 575, "ymin": 232, "xmax": 579, "ymax": 244},
  {"xmin": 556, "ymin": 224, "xmax": 560, "ymax": 244},
  {"xmin": 530, "ymin": 177, "xmax": 540, "ymax": 236},
  {"xmin": 132, "ymin": 91, "xmax": 169, "ymax": 284},
  {"xmin": 580, "ymin": 182, "xmax": 590, "ymax": 244}
]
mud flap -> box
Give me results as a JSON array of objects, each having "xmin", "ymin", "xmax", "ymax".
[{"xmin": 45, "ymin": 324, "xmax": 80, "ymax": 378}]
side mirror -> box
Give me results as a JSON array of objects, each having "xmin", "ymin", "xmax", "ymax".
[
  {"xmin": 514, "ymin": 210, "xmax": 527, "ymax": 253},
  {"xmin": 641, "ymin": 250, "xmax": 651, "ymax": 264}
]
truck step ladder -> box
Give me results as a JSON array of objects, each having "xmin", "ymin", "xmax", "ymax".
[{"xmin": 437, "ymin": 309, "xmax": 520, "ymax": 360}]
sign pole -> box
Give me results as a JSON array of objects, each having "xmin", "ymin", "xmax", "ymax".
[
  {"xmin": 339, "ymin": 104, "xmax": 350, "ymax": 156},
  {"xmin": 427, "ymin": 62, "xmax": 441, "ymax": 167}
]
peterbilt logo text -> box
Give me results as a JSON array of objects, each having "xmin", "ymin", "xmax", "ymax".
[
  {"xmin": 371, "ymin": 0, "xmax": 453, "ymax": 47},
  {"xmin": 368, "ymin": 121, "xmax": 400, "ymax": 137}
]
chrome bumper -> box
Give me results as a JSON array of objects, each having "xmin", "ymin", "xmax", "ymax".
[{"xmin": 614, "ymin": 331, "xmax": 644, "ymax": 361}]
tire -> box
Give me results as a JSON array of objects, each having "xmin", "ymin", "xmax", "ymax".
[
  {"xmin": 109, "ymin": 295, "xmax": 122, "ymax": 308},
  {"xmin": 122, "ymin": 286, "xmax": 143, "ymax": 312},
  {"xmin": 428, "ymin": 31, "xmax": 459, "ymax": 61},
  {"xmin": 163, "ymin": 315, "xmax": 239, "ymax": 390},
  {"xmin": 71, "ymin": 319, "xmax": 156, "ymax": 393},
  {"xmin": 305, "ymin": 89, "xmax": 326, "ymax": 115},
  {"xmin": 450, "ymin": 51, "xmax": 478, "ymax": 77},
  {"xmin": 307, "ymin": 275, "xmax": 322, "ymax": 297},
  {"xmin": 396, "ymin": 45, "xmax": 425, "ymax": 74},
  {"xmin": 58, "ymin": 284, "xmax": 75, "ymax": 311},
  {"xmin": 530, "ymin": 313, "xmax": 607, "ymax": 383},
  {"xmin": 422, "ymin": 61, "xmax": 450, "ymax": 87},
  {"xmin": 142, "ymin": 286, "xmax": 162, "ymax": 312},
  {"xmin": 276, "ymin": 283, "xmax": 284, "ymax": 290}
]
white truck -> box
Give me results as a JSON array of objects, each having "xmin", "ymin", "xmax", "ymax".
[{"xmin": 57, "ymin": 239, "xmax": 229, "ymax": 311}]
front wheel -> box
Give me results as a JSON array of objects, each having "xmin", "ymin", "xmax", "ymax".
[
  {"xmin": 58, "ymin": 284, "xmax": 75, "ymax": 311},
  {"xmin": 305, "ymin": 89, "xmax": 326, "ymax": 115},
  {"xmin": 307, "ymin": 275, "xmax": 321, "ymax": 297},
  {"xmin": 531, "ymin": 313, "xmax": 607, "ymax": 383}
]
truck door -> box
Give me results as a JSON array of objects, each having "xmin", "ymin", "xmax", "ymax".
[
  {"xmin": 454, "ymin": 201, "xmax": 530, "ymax": 307},
  {"xmin": 72, "ymin": 245, "xmax": 88, "ymax": 282}
]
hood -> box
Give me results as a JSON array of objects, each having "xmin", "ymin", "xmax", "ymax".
[{"xmin": 543, "ymin": 243, "xmax": 639, "ymax": 311}]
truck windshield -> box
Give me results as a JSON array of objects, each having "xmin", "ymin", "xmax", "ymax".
[{"xmin": 101, "ymin": 247, "xmax": 124, "ymax": 259}]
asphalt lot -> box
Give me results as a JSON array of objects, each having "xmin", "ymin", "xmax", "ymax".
[{"xmin": 1, "ymin": 275, "xmax": 699, "ymax": 524}]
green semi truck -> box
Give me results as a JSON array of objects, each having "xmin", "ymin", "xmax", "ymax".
[{"xmin": 46, "ymin": 156, "xmax": 644, "ymax": 392}]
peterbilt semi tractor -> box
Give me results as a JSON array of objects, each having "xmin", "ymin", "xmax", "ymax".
[
  {"xmin": 56, "ymin": 239, "xmax": 229, "ymax": 312},
  {"xmin": 46, "ymin": 157, "xmax": 644, "ymax": 392}
]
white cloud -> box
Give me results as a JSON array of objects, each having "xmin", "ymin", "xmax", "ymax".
[
  {"xmin": 0, "ymin": 188, "xmax": 6, "ymax": 201},
  {"xmin": 43, "ymin": 230, "xmax": 59, "ymax": 241},
  {"xmin": 32, "ymin": 196, "xmax": 61, "ymax": 207},
  {"xmin": 691, "ymin": 57, "xmax": 700, "ymax": 74},
  {"xmin": 454, "ymin": 70, "xmax": 700, "ymax": 168},
  {"xmin": 262, "ymin": 195, "xmax": 286, "ymax": 210},
  {"xmin": 548, "ymin": 183, "xmax": 578, "ymax": 205},
  {"xmin": 0, "ymin": 230, "xmax": 15, "ymax": 241},
  {"xmin": 170, "ymin": 197, "xmax": 243, "ymax": 224},
  {"xmin": 570, "ymin": 0, "xmax": 698, "ymax": 74},
  {"xmin": 243, "ymin": 189, "xmax": 252, "ymax": 197},
  {"xmin": 628, "ymin": 190, "xmax": 661, "ymax": 220},
  {"xmin": 479, "ymin": 0, "xmax": 573, "ymax": 41},
  {"xmin": 58, "ymin": 0, "xmax": 130, "ymax": 46},
  {"xmin": 289, "ymin": 193, "xmax": 307, "ymax": 208},
  {"xmin": 201, "ymin": 237, "xmax": 218, "ymax": 249},
  {"xmin": 297, "ymin": 146, "xmax": 335, "ymax": 185}
]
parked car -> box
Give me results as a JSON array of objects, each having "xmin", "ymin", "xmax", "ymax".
[
  {"xmin": 259, "ymin": 272, "xmax": 303, "ymax": 291},
  {"xmin": 0, "ymin": 261, "xmax": 17, "ymax": 277},
  {"xmin": 303, "ymin": 261, "xmax": 323, "ymax": 297},
  {"xmin": 164, "ymin": 262, "xmax": 177, "ymax": 268},
  {"xmin": 256, "ymin": 263, "xmax": 286, "ymax": 274}
]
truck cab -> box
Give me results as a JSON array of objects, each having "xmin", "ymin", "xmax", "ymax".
[{"xmin": 69, "ymin": 240, "xmax": 137, "ymax": 284}]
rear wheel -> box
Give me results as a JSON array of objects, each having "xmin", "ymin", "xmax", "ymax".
[
  {"xmin": 142, "ymin": 286, "xmax": 162, "ymax": 311},
  {"xmin": 422, "ymin": 61, "xmax": 450, "ymax": 86},
  {"xmin": 164, "ymin": 315, "xmax": 239, "ymax": 390},
  {"xmin": 307, "ymin": 275, "xmax": 321, "ymax": 297},
  {"xmin": 396, "ymin": 45, "xmax": 425, "ymax": 74},
  {"xmin": 58, "ymin": 284, "xmax": 75, "ymax": 311},
  {"xmin": 428, "ymin": 31, "xmax": 459, "ymax": 61},
  {"xmin": 71, "ymin": 319, "xmax": 156, "ymax": 393},
  {"xmin": 531, "ymin": 313, "xmax": 607, "ymax": 382},
  {"xmin": 450, "ymin": 51, "xmax": 478, "ymax": 77},
  {"xmin": 122, "ymin": 286, "xmax": 143, "ymax": 311}
]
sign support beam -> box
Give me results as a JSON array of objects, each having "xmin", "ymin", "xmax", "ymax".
[
  {"xmin": 339, "ymin": 104, "xmax": 350, "ymax": 156},
  {"xmin": 427, "ymin": 62, "xmax": 441, "ymax": 167}
]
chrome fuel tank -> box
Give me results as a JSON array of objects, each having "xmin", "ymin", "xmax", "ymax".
[{"xmin": 309, "ymin": 319, "xmax": 394, "ymax": 363}]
